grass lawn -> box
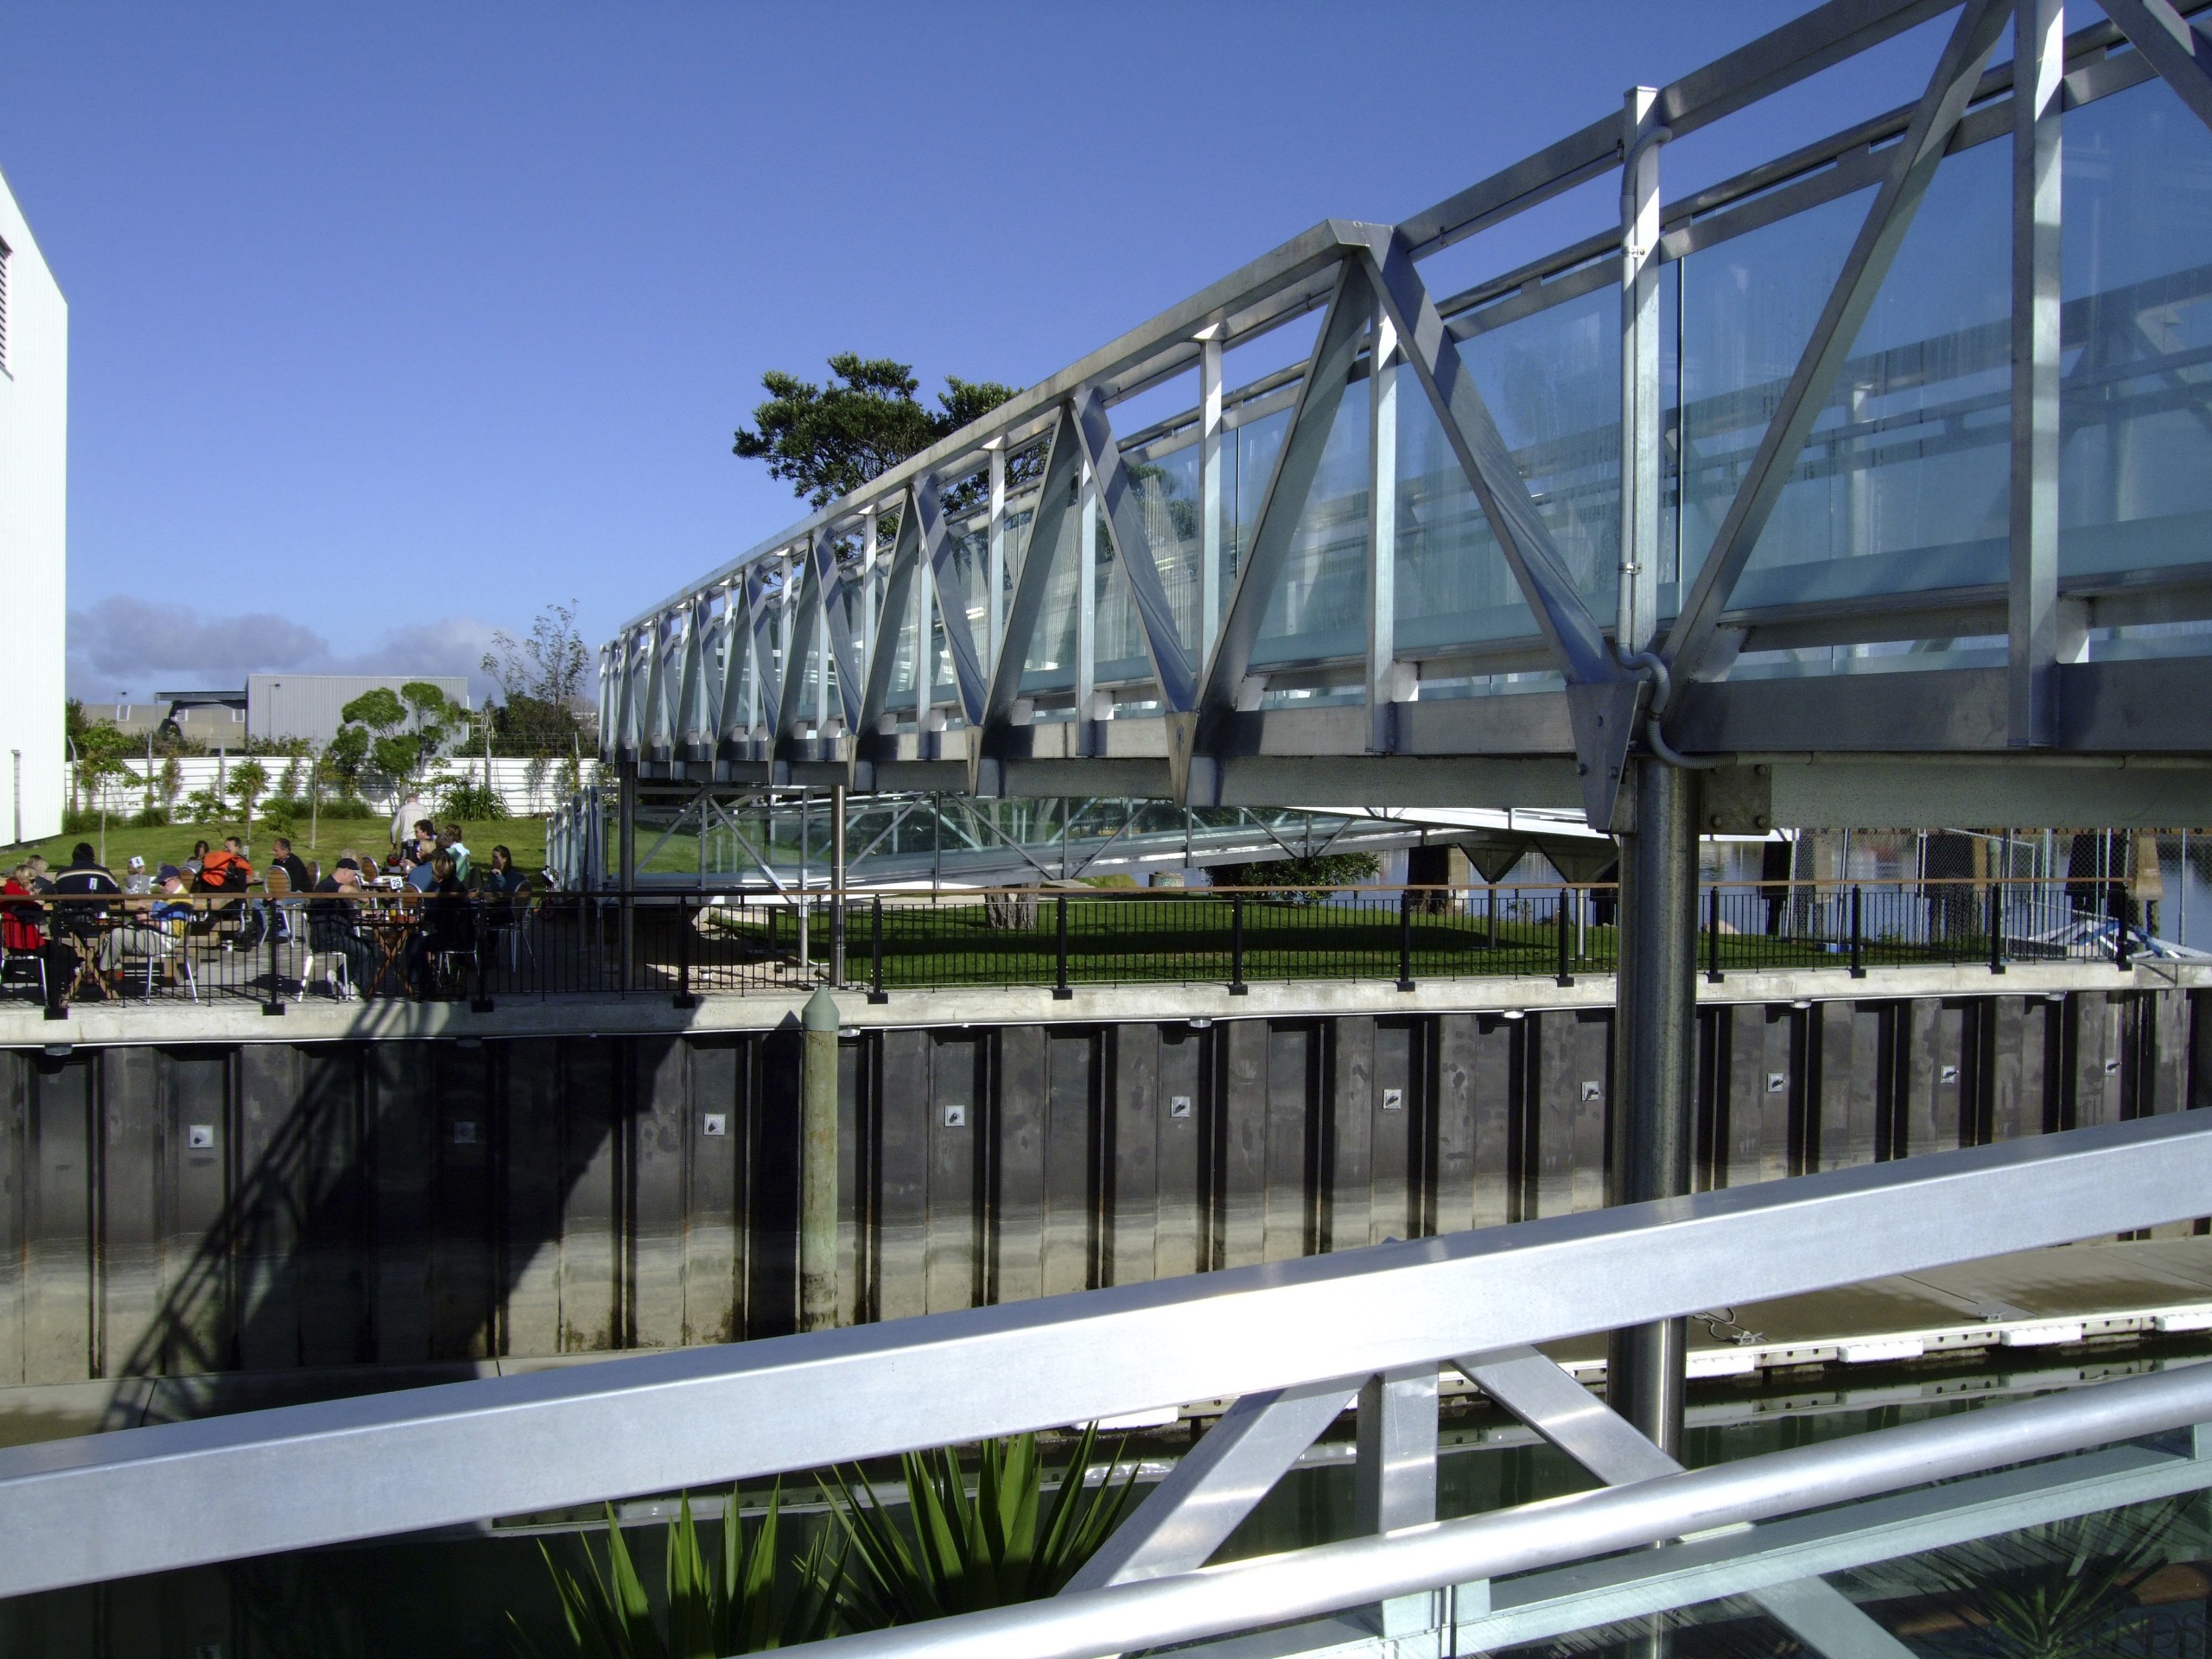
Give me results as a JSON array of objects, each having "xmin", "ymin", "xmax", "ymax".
[{"xmin": 8, "ymin": 815, "xmax": 550, "ymax": 880}]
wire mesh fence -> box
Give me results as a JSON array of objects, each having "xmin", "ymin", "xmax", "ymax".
[{"xmin": 0, "ymin": 872, "xmax": 2169, "ymax": 1017}]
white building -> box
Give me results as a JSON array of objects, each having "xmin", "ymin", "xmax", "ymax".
[{"xmin": 0, "ymin": 163, "xmax": 65, "ymax": 847}]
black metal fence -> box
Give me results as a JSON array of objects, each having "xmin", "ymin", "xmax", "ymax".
[{"xmin": 0, "ymin": 875, "xmax": 2161, "ymax": 1017}]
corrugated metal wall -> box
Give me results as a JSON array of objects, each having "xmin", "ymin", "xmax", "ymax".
[{"xmin": 0, "ymin": 988, "xmax": 2202, "ymax": 1389}]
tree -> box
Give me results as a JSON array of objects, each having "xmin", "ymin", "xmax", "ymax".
[
  {"xmin": 229, "ymin": 759, "xmax": 269, "ymax": 834},
  {"xmin": 483, "ymin": 601, "xmax": 591, "ymax": 756},
  {"xmin": 733, "ymin": 353, "xmax": 1020, "ymax": 508}
]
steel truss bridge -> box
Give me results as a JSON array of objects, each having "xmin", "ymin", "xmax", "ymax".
[
  {"xmin": 19, "ymin": 3, "xmax": 2212, "ymax": 1653},
  {"xmin": 604, "ymin": 0, "xmax": 2212, "ymax": 837}
]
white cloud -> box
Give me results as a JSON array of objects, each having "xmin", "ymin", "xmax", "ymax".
[{"xmin": 67, "ymin": 595, "xmax": 502, "ymax": 707}]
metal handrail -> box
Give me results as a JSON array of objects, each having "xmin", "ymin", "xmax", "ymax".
[
  {"xmin": 0, "ymin": 1111, "xmax": 2206, "ymax": 1599},
  {"xmin": 804, "ymin": 1363, "xmax": 2212, "ymax": 1659}
]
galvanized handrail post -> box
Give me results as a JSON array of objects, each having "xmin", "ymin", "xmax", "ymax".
[
  {"xmin": 1849, "ymin": 884, "xmax": 1866, "ymax": 979},
  {"xmin": 673, "ymin": 898, "xmax": 697, "ymax": 1009},
  {"xmin": 1396, "ymin": 887, "xmax": 1415, "ymax": 992},
  {"xmin": 1230, "ymin": 889, "xmax": 1248, "ymax": 995},
  {"xmin": 472, "ymin": 911, "xmax": 494, "ymax": 1014},
  {"xmin": 1705, "ymin": 883, "xmax": 1723, "ymax": 983},
  {"xmin": 263, "ymin": 902, "xmax": 285, "ymax": 1017},
  {"xmin": 867, "ymin": 893, "xmax": 888, "ymax": 1005},
  {"xmin": 2113, "ymin": 879, "xmax": 2133, "ymax": 970},
  {"xmin": 1053, "ymin": 892, "xmax": 1073, "ymax": 1001},
  {"xmin": 1988, "ymin": 878, "xmax": 2005, "ymax": 975},
  {"xmin": 1554, "ymin": 887, "xmax": 1573, "ymax": 988}
]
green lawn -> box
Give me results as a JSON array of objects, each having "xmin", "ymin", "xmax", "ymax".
[{"xmin": 9, "ymin": 815, "xmax": 550, "ymax": 881}]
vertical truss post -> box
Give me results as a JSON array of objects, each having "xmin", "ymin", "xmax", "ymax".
[
  {"xmin": 1618, "ymin": 85, "xmax": 1663, "ymax": 654},
  {"xmin": 1077, "ymin": 452, "xmax": 1099, "ymax": 747},
  {"xmin": 861, "ymin": 505, "xmax": 878, "ymax": 692},
  {"xmin": 815, "ymin": 552, "xmax": 832, "ymax": 737},
  {"xmin": 1198, "ymin": 326, "xmax": 1224, "ymax": 655},
  {"xmin": 1355, "ymin": 1366, "xmax": 1440, "ymax": 1638},
  {"xmin": 1366, "ymin": 306, "xmax": 1401, "ymax": 753},
  {"xmin": 987, "ymin": 440, "xmax": 1007, "ymax": 677},
  {"xmin": 2011, "ymin": 0, "xmax": 2065, "ymax": 746},
  {"xmin": 617, "ymin": 760, "xmax": 637, "ymax": 994},
  {"xmin": 913, "ymin": 499, "xmax": 937, "ymax": 744}
]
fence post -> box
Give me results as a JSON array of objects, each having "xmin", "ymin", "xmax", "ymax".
[
  {"xmin": 867, "ymin": 893, "xmax": 888, "ymax": 1005},
  {"xmin": 1849, "ymin": 884, "xmax": 1866, "ymax": 979},
  {"xmin": 1987, "ymin": 880, "xmax": 2005, "ymax": 976},
  {"xmin": 472, "ymin": 909, "xmax": 495, "ymax": 1013},
  {"xmin": 2113, "ymin": 880, "xmax": 2133, "ymax": 971},
  {"xmin": 1053, "ymin": 893, "xmax": 1072, "ymax": 1001},
  {"xmin": 1230, "ymin": 890, "xmax": 1249, "ymax": 995},
  {"xmin": 1554, "ymin": 887, "xmax": 1574, "ymax": 988},
  {"xmin": 1705, "ymin": 884, "xmax": 1723, "ymax": 984},
  {"xmin": 263, "ymin": 904, "xmax": 286, "ymax": 1017},
  {"xmin": 1396, "ymin": 887, "xmax": 1415, "ymax": 992},
  {"xmin": 673, "ymin": 899, "xmax": 697, "ymax": 1009}
]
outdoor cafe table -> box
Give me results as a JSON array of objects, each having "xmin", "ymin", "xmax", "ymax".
[{"xmin": 355, "ymin": 892, "xmax": 421, "ymax": 997}]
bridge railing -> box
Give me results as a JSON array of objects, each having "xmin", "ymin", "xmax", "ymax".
[
  {"xmin": 2, "ymin": 874, "xmax": 2176, "ymax": 1016},
  {"xmin": 0, "ymin": 1110, "xmax": 2207, "ymax": 1657}
]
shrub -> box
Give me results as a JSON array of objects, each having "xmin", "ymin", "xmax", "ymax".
[
  {"xmin": 440, "ymin": 779, "xmax": 509, "ymax": 821},
  {"xmin": 130, "ymin": 805, "xmax": 170, "ymax": 829}
]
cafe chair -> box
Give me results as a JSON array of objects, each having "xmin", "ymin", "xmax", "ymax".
[{"xmin": 1, "ymin": 945, "xmax": 45, "ymax": 1004}]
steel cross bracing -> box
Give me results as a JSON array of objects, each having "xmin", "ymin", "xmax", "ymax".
[
  {"xmin": 605, "ymin": 0, "xmax": 2212, "ymax": 834},
  {"xmin": 3, "ymin": 1111, "xmax": 2212, "ymax": 1659}
]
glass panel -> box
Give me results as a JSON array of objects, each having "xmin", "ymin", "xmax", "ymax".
[
  {"xmin": 1020, "ymin": 478, "xmax": 1081, "ymax": 696},
  {"xmin": 1095, "ymin": 499, "xmax": 1152, "ymax": 686},
  {"xmin": 1733, "ymin": 142, "xmax": 2012, "ymax": 609},
  {"xmin": 1677, "ymin": 185, "xmax": 1871, "ymax": 603},
  {"xmin": 1254, "ymin": 377, "xmax": 1370, "ymax": 668},
  {"xmin": 1124, "ymin": 436, "xmax": 1205, "ymax": 656},
  {"xmin": 1227, "ymin": 404, "xmax": 1288, "ymax": 589},
  {"xmin": 2061, "ymin": 78, "xmax": 2212, "ymax": 594},
  {"xmin": 1397, "ymin": 282, "xmax": 1620, "ymax": 664}
]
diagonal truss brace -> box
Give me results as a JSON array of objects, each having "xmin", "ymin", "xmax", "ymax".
[
  {"xmin": 1659, "ymin": 0, "xmax": 2012, "ymax": 693},
  {"xmin": 1458, "ymin": 1345, "xmax": 1916, "ymax": 1659},
  {"xmin": 1358, "ymin": 232, "xmax": 1643, "ymax": 828},
  {"xmin": 1186, "ymin": 261, "xmax": 1375, "ymax": 805},
  {"xmin": 1063, "ymin": 1377, "xmax": 1364, "ymax": 1593},
  {"xmin": 775, "ymin": 525, "xmax": 865, "ymax": 747},
  {"xmin": 912, "ymin": 474, "xmax": 991, "ymax": 729},
  {"xmin": 974, "ymin": 404, "xmax": 1084, "ymax": 794},
  {"xmin": 856, "ymin": 497, "xmax": 926, "ymax": 765},
  {"xmin": 2103, "ymin": 0, "xmax": 2212, "ymax": 130},
  {"xmin": 1073, "ymin": 385, "xmax": 1198, "ymax": 714}
]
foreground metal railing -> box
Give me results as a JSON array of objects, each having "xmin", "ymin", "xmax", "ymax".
[{"xmin": 1, "ymin": 1109, "xmax": 2209, "ymax": 1656}]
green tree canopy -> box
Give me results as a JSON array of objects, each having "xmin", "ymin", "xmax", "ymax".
[
  {"xmin": 340, "ymin": 687, "xmax": 405, "ymax": 732},
  {"xmin": 733, "ymin": 353, "xmax": 1019, "ymax": 507}
]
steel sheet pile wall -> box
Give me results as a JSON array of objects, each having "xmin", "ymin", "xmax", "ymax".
[{"xmin": 0, "ymin": 989, "xmax": 2202, "ymax": 1388}]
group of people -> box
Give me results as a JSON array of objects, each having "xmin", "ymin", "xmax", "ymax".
[{"xmin": 1, "ymin": 822, "xmax": 534, "ymax": 1011}]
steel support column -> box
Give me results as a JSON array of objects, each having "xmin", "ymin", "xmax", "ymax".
[
  {"xmin": 1366, "ymin": 308, "xmax": 1400, "ymax": 753},
  {"xmin": 1606, "ymin": 759, "xmax": 1700, "ymax": 1457},
  {"xmin": 1198, "ymin": 326, "xmax": 1224, "ymax": 650},
  {"xmin": 617, "ymin": 760, "xmax": 637, "ymax": 993}
]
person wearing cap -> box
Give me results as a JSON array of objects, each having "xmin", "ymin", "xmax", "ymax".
[
  {"xmin": 308, "ymin": 859, "xmax": 375, "ymax": 997},
  {"xmin": 151, "ymin": 867, "xmax": 194, "ymax": 928}
]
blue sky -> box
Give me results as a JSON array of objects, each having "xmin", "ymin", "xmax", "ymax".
[{"xmin": 0, "ymin": 2, "xmax": 1966, "ymax": 703}]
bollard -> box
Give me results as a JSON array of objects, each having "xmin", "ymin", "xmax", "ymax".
[
  {"xmin": 1705, "ymin": 885, "xmax": 1723, "ymax": 984},
  {"xmin": 867, "ymin": 893, "xmax": 888, "ymax": 1005},
  {"xmin": 800, "ymin": 984, "xmax": 841, "ymax": 1332},
  {"xmin": 1849, "ymin": 884, "xmax": 1866, "ymax": 979},
  {"xmin": 1229, "ymin": 890, "xmax": 1249, "ymax": 995},
  {"xmin": 1987, "ymin": 880, "xmax": 2005, "ymax": 976},
  {"xmin": 1554, "ymin": 888, "xmax": 1574, "ymax": 988},
  {"xmin": 1396, "ymin": 888, "xmax": 1415, "ymax": 992},
  {"xmin": 1052, "ymin": 893, "xmax": 1072, "ymax": 1001}
]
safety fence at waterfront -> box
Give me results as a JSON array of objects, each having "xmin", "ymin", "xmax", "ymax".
[{"xmin": 0, "ymin": 875, "xmax": 2182, "ymax": 1015}]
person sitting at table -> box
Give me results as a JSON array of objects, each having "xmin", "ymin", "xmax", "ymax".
[
  {"xmin": 440, "ymin": 823, "xmax": 473, "ymax": 885},
  {"xmin": 3, "ymin": 862, "xmax": 55, "ymax": 1003},
  {"xmin": 122, "ymin": 854, "xmax": 151, "ymax": 895},
  {"xmin": 23, "ymin": 853, "xmax": 54, "ymax": 894},
  {"xmin": 308, "ymin": 861, "xmax": 377, "ymax": 999},
  {"xmin": 182, "ymin": 841, "xmax": 210, "ymax": 883},
  {"xmin": 151, "ymin": 867, "xmax": 195, "ymax": 927},
  {"xmin": 50, "ymin": 844, "xmax": 122, "ymax": 1001},
  {"xmin": 405, "ymin": 852, "xmax": 475, "ymax": 997},
  {"xmin": 477, "ymin": 843, "xmax": 528, "ymax": 898},
  {"xmin": 410, "ymin": 818, "xmax": 439, "ymax": 865}
]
